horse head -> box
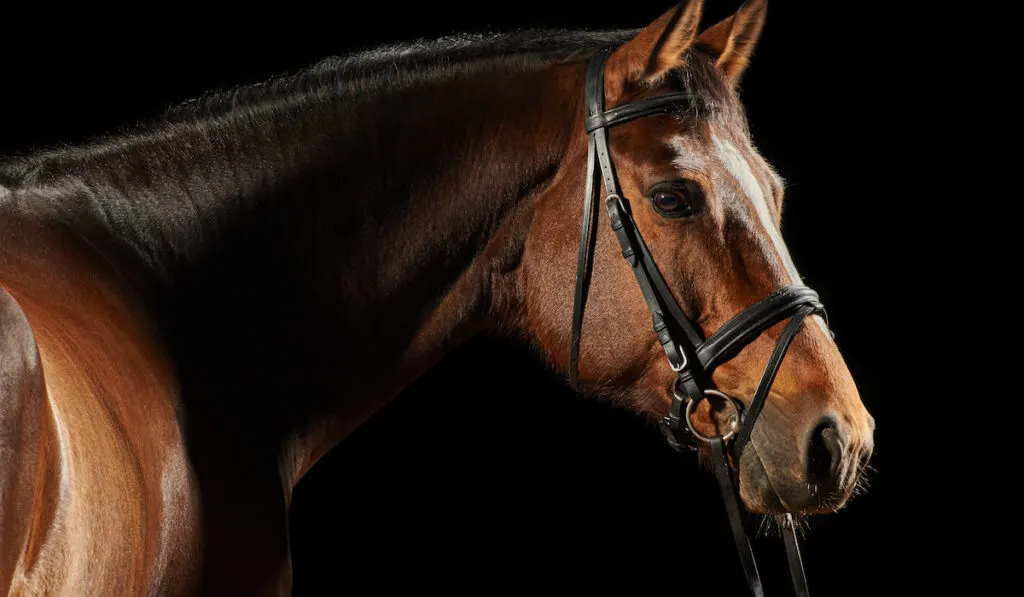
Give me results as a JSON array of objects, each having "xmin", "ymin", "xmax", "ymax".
[{"xmin": 523, "ymin": 0, "xmax": 875, "ymax": 515}]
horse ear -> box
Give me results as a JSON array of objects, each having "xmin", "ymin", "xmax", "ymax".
[
  {"xmin": 605, "ymin": 1, "xmax": 704, "ymax": 93},
  {"xmin": 694, "ymin": 0, "xmax": 768, "ymax": 86}
]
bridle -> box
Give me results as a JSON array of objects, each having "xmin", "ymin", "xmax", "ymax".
[{"xmin": 570, "ymin": 49, "xmax": 829, "ymax": 597}]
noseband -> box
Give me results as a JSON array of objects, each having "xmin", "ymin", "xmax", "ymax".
[{"xmin": 570, "ymin": 49, "xmax": 828, "ymax": 597}]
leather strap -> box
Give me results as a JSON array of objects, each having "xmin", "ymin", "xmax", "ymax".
[
  {"xmin": 733, "ymin": 304, "xmax": 816, "ymax": 458},
  {"xmin": 712, "ymin": 437, "xmax": 764, "ymax": 597},
  {"xmin": 570, "ymin": 50, "xmax": 614, "ymax": 388},
  {"xmin": 604, "ymin": 195, "xmax": 688, "ymax": 371},
  {"xmin": 661, "ymin": 369, "xmax": 705, "ymax": 450},
  {"xmin": 584, "ymin": 92, "xmax": 690, "ymax": 133},
  {"xmin": 569, "ymin": 134, "xmax": 602, "ymax": 388},
  {"xmin": 632, "ymin": 220, "xmax": 705, "ymax": 348},
  {"xmin": 783, "ymin": 514, "xmax": 810, "ymax": 597},
  {"xmin": 697, "ymin": 286, "xmax": 823, "ymax": 372}
]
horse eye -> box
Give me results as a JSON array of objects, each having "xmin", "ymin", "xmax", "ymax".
[{"xmin": 651, "ymin": 189, "xmax": 694, "ymax": 218}]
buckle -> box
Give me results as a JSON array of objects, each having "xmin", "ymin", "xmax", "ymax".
[{"xmin": 660, "ymin": 415, "xmax": 697, "ymax": 452}]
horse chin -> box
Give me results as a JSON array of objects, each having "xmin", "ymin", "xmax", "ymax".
[
  {"xmin": 737, "ymin": 442, "xmax": 855, "ymax": 516},
  {"xmin": 736, "ymin": 446, "xmax": 792, "ymax": 515}
]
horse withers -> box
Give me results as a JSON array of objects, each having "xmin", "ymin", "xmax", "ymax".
[{"xmin": 0, "ymin": 1, "xmax": 874, "ymax": 594}]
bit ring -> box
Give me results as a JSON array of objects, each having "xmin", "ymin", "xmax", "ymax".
[{"xmin": 684, "ymin": 389, "xmax": 742, "ymax": 443}]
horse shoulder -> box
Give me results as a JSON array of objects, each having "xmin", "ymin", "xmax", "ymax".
[
  {"xmin": 0, "ymin": 285, "xmax": 56, "ymax": 595},
  {"xmin": 0, "ymin": 209, "xmax": 202, "ymax": 596}
]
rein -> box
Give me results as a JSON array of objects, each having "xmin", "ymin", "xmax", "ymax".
[{"xmin": 569, "ymin": 48, "xmax": 827, "ymax": 597}]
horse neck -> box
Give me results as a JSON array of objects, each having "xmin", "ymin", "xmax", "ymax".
[
  {"xmin": 12, "ymin": 56, "xmax": 584, "ymax": 482},
  {"xmin": 292, "ymin": 62, "xmax": 583, "ymax": 398},
  {"xmin": 234, "ymin": 61, "xmax": 582, "ymax": 481}
]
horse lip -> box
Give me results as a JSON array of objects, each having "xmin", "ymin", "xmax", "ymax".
[{"xmin": 739, "ymin": 439, "xmax": 794, "ymax": 514}]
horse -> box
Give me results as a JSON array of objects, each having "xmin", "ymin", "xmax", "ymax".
[{"xmin": 0, "ymin": 1, "xmax": 875, "ymax": 594}]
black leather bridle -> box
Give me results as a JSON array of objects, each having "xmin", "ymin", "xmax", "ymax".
[{"xmin": 570, "ymin": 49, "xmax": 829, "ymax": 597}]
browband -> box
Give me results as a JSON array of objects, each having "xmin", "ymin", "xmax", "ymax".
[{"xmin": 584, "ymin": 92, "xmax": 691, "ymax": 133}]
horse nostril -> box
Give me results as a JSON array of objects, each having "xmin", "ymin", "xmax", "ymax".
[{"xmin": 807, "ymin": 419, "xmax": 845, "ymax": 489}]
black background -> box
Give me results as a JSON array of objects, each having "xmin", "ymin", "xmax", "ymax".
[{"xmin": 2, "ymin": 2, "xmax": 954, "ymax": 594}]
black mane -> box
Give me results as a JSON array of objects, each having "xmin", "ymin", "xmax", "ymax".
[
  {"xmin": 165, "ymin": 30, "xmax": 634, "ymax": 123},
  {"xmin": 0, "ymin": 30, "xmax": 636, "ymax": 187},
  {"xmin": 0, "ymin": 28, "xmax": 739, "ymax": 189}
]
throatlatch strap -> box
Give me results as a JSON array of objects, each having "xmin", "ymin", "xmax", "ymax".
[
  {"xmin": 569, "ymin": 134, "xmax": 602, "ymax": 388},
  {"xmin": 711, "ymin": 437, "xmax": 764, "ymax": 597}
]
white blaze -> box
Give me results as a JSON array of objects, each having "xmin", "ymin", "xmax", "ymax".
[
  {"xmin": 713, "ymin": 136, "xmax": 802, "ymax": 284},
  {"xmin": 712, "ymin": 135, "xmax": 832, "ymax": 340}
]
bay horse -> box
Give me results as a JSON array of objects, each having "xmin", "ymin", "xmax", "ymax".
[{"xmin": 0, "ymin": 1, "xmax": 875, "ymax": 594}]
